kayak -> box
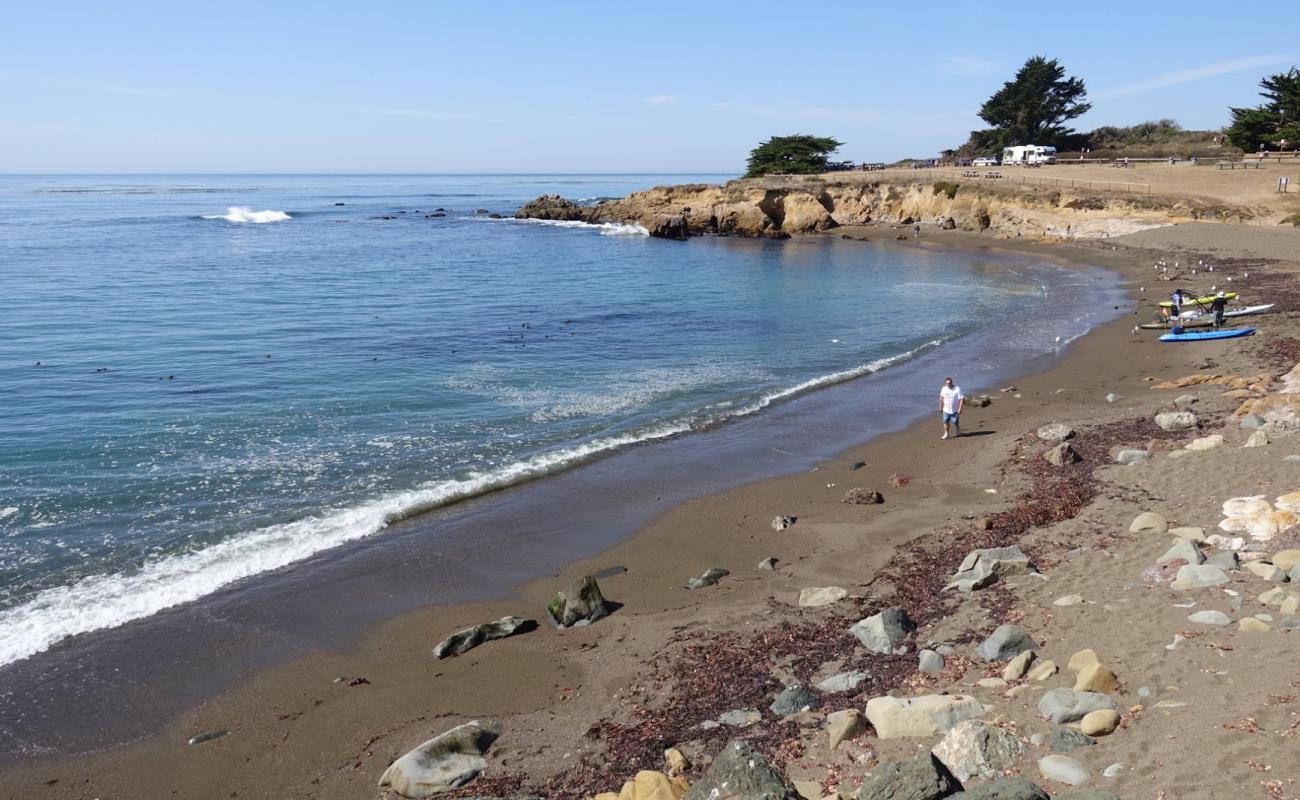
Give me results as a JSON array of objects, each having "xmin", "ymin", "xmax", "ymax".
[
  {"xmin": 1139, "ymin": 304, "xmax": 1275, "ymax": 329},
  {"xmin": 1175, "ymin": 303, "xmax": 1272, "ymax": 321},
  {"xmin": 1159, "ymin": 327, "xmax": 1255, "ymax": 343},
  {"xmin": 1158, "ymin": 292, "xmax": 1237, "ymax": 309}
]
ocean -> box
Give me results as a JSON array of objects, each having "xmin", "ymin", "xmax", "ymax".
[{"xmin": 0, "ymin": 173, "xmax": 1119, "ymax": 670}]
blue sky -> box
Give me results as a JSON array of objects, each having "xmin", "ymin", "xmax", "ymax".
[{"xmin": 3, "ymin": 1, "xmax": 1297, "ymax": 173}]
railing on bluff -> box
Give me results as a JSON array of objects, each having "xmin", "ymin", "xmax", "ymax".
[{"xmin": 873, "ymin": 167, "xmax": 1153, "ymax": 195}]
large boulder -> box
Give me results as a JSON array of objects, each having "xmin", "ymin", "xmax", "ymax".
[
  {"xmin": 1037, "ymin": 689, "xmax": 1117, "ymax": 724},
  {"xmin": 931, "ymin": 719, "xmax": 1024, "ymax": 782},
  {"xmin": 433, "ymin": 616, "xmax": 537, "ymax": 659},
  {"xmin": 865, "ymin": 694, "xmax": 986, "ymax": 739},
  {"xmin": 682, "ymin": 740, "xmax": 795, "ymax": 800},
  {"xmin": 547, "ymin": 576, "xmax": 609, "ymax": 627},
  {"xmin": 946, "ymin": 547, "xmax": 1036, "ymax": 592},
  {"xmin": 1154, "ymin": 411, "xmax": 1198, "ymax": 431},
  {"xmin": 647, "ymin": 214, "xmax": 689, "ymax": 240},
  {"xmin": 975, "ymin": 625, "xmax": 1036, "ymax": 662},
  {"xmin": 850, "ymin": 607, "xmax": 916, "ymax": 653},
  {"xmin": 378, "ymin": 719, "xmax": 502, "ymax": 798},
  {"xmin": 515, "ymin": 195, "xmax": 600, "ymax": 222},
  {"xmin": 856, "ymin": 753, "xmax": 958, "ymax": 800}
]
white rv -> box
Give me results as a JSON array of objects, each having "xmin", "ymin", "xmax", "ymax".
[{"xmin": 1001, "ymin": 145, "xmax": 1057, "ymax": 165}]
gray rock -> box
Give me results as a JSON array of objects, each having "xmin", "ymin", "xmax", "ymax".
[
  {"xmin": 1206, "ymin": 551, "xmax": 1240, "ymax": 571},
  {"xmin": 687, "ymin": 567, "xmax": 730, "ymax": 590},
  {"xmin": 682, "ymin": 740, "xmax": 795, "ymax": 800},
  {"xmin": 1174, "ymin": 393, "xmax": 1199, "ymax": 409},
  {"xmin": 918, "ymin": 649, "xmax": 946, "ymax": 674},
  {"xmin": 1038, "ymin": 754, "xmax": 1089, "ymax": 786},
  {"xmin": 1037, "ymin": 423, "xmax": 1075, "ymax": 443},
  {"xmin": 843, "ymin": 487, "xmax": 885, "ymax": 504},
  {"xmin": 850, "ymin": 607, "xmax": 916, "ymax": 654},
  {"xmin": 1188, "ymin": 610, "xmax": 1231, "ymax": 625},
  {"xmin": 717, "ymin": 709, "xmax": 762, "ymax": 727},
  {"xmin": 771, "ymin": 515, "xmax": 796, "ymax": 531},
  {"xmin": 948, "ymin": 777, "xmax": 1049, "ymax": 800},
  {"xmin": 1105, "ymin": 393, "xmax": 1122, "ymax": 403},
  {"xmin": 1048, "ymin": 726, "xmax": 1095, "ymax": 753},
  {"xmin": 1285, "ymin": 455, "xmax": 1300, "ymax": 463},
  {"xmin": 1037, "ymin": 688, "xmax": 1118, "ymax": 724},
  {"xmin": 931, "ymin": 719, "xmax": 1024, "ymax": 782},
  {"xmin": 1292, "ymin": 563, "xmax": 1300, "ymax": 583},
  {"xmin": 856, "ymin": 753, "xmax": 958, "ymax": 800},
  {"xmin": 1170, "ymin": 563, "xmax": 1230, "ymax": 590},
  {"xmin": 546, "ymin": 576, "xmax": 608, "ymax": 628},
  {"xmin": 947, "ymin": 546, "xmax": 1036, "ymax": 592},
  {"xmin": 815, "ymin": 670, "xmax": 868, "ymax": 693},
  {"xmin": 1241, "ymin": 413, "xmax": 1267, "ymax": 430},
  {"xmin": 1044, "ymin": 442, "xmax": 1081, "ymax": 466},
  {"xmin": 770, "ymin": 684, "xmax": 820, "ymax": 716},
  {"xmin": 975, "ymin": 624, "xmax": 1036, "ymax": 662},
  {"xmin": 970, "ymin": 395, "xmax": 992, "ymax": 407},
  {"xmin": 1115, "ymin": 449, "xmax": 1149, "ymax": 465},
  {"xmin": 1157, "ymin": 539, "xmax": 1204, "ymax": 566},
  {"xmin": 433, "ymin": 616, "xmax": 536, "ymax": 659},
  {"xmin": 1102, "ymin": 762, "xmax": 1125, "ymax": 778},
  {"xmin": 758, "ymin": 557, "xmax": 778, "ymax": 570},
  {"xmin": 1155, "ymin": 411, "xmax": 1198, "ymax": 432},
  {"xmin": 378, "ymin": 719, "xmax": 502, "ymax": 798}
]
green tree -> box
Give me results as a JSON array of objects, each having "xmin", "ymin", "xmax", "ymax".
[
  {"xmin": 965, "ymin": 56, "xmax": 1091, "ymax": 152},
  {"xmin": 1226, "ymin": 67, "xmax": 1300, "ymax": 151},
  {"xmin": 745, "ymin": 135, "xmax": 843, "ymax": 177}
]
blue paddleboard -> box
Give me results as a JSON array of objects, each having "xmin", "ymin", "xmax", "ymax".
[{"xmin": 1158, "ymin": 327, "xmax": 1255, "ymax": 343}]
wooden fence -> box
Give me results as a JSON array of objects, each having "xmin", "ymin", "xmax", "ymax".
[{"xmin": 875, "ymin": 167, "xmax": 1152, "ymax": 194}]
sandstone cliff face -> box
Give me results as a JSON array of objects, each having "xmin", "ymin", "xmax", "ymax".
[{"xmin": 516, "ymin": 178, "xmax": 1263, "ymax": 241}]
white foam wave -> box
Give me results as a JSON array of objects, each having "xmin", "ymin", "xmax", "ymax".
[
  {"xmin": 0, "ymin": 339, "xmax": 942, "ymax": 667},
  {"xmin": 203, "ymin": 206, "xmax": 291, "ymax": 224},
  {"xmin": 507, "ymin": 218, "xmax": 649, "ymax": 236}
]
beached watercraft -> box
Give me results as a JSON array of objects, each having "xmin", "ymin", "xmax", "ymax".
[
  {"xmin": 1158, "ymin": 291, "xmax": 1237, "ymax": 309},
  {"xmin": 1139, "ymin": 304, "xmax": 1275, "ymax": 329},
  {"xmin": 1158, "ymin": 327, "xmax": 1256, "ymax": 343}
]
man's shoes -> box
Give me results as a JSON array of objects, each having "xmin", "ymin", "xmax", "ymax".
[{"xmin": 941, "ymin": 432, "xmax": 949, "ymax": 440}]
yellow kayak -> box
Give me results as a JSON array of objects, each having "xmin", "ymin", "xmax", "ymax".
[{"xmin": 1158, "ymin": 292, "xmax": 1237, "ymax": 309}]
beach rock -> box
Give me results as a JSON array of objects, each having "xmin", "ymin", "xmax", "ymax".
[
  {"xmin": 682, "ymin": 740, "xmax": 794, "ymax": 800},
  {"xmin": 1048, "ymin": 726, "xmax": 1094, "ymax": 753},
  {"xmin": 842, "ymin": 487, "xmax": 884, "ymax": 505},
  {"xmin": 1241, "ymin": 412, "xmax": 1267, "ymax": 430},
  {"xmin": 1170, "ymin": 563, "xmax": 1230, "ymax": 590},
  {"xmin": 1079, "ymin": 709, "xmax": 1120, "ymax": 736},
  {"xmin": 864, "ymin": 694, "xmax": 987, "ymax": 739},
  {"xmin": 1044, "ymin": 442, "xmax": 1081, "ymax": 466},
  {"xmin": 1174, "ymin": 393, "xmax": 1199, "ymax": 408},
  {"xmin": 1155, "ymin": 411, "xmax": 1198, "ymax": 431},
  {"xmin": 432, "ymin": 616, "xmax": 537, "ymax": 659},
  {"xmin": 1239, "ymin": 617, "xmax": 1272, "ymax": 632},
  {"xmin": 827, "ymin": 708, "xmax": 867, "ymax": 750},
  {"xmin": 1185, "ymin": 434, "xmax": 1224, "ymax": 451},
  {"xmin": 1243, "ymin": 561, "xmax": 1288, "ymax": 582},
  {"xmin": 918, "ymin": 649, "xmax": 946, "ymax": 674},
  {"xmin": 1036, "ymin": 423, "xmax": 1074, "ymax": 443},
  {"xmin": 1158, "ymin": 539, "xmax": 1205, "ymax": 566},
  {"xmin": 687, "ymin": 567, "xmax": 729, "ymax": 590},
  {"xmin": 1170, "ymin": 526, "xmax": 1207, "ymax": 542},
  {"xmin": 1260, "ymin": 587, "xmax": 1295, "ymax": 605},
  {"xmin": 976, "ymin": 677, "xmax": 1007, "ymax": 689},
  {"xmin": 1066, "ymin": 649, "xmax": 1099, "ymax": 673},
  {"xmin": 664, "ymin": 748, "xmax": 690, "ymax": 777},
  {"xmin": 758, "ymin": 557, "xmax": 778, "ymax": 570},
  {"xmin": 1115, "ymin": 449, "xmax": 1149, "ymax": 465},
  {"xmin": 1002, "ymin": 649, "xmax": 1036, "ymax": 681},
  {"xmin": 594, "ymin": 771, "xmax": 689, "ymax": 800},
  {"xmin": 1038, "ymin": 754, "xmax": 1089, "ymax": 786},
  {"xmin": 770, "ymin": 684, "xmax": 820, "ymax": 717},
  {"xmin": 1038, "ymin": 689, "xmax": 1118, "ymax": 724},
  {"xmin": 1245, "ymin": 429, "xmax": 1271, "ymax": 448},
  {"xmin": 931, "ymin": 719, "xmax": 1024, "ymax": 782},
  {"xmin": 850, "ymin": 607, "xmax": 916, "ymax": 654},
  {"xmin": 187, "ymin": 729, "xmax": 228, "ymax": 746},
  {"xmin": 975, "ymin": 624, "xmax": 1036, "ymax": 662},
  {"xmin": 547, "ymin": 576, "xmax": 609, "ymax": 628},
  {"xmin": 946, "ymin": 546, "xmax": 1035, "ymax": 593},
  {"xmin": 1272, "ymin": 549, "xmax": 1300, "ymax": 571},
  {"xmin": 717, "ymin": 709, "xmax": 762, "ymax": 727},
  {"xmin": 1053, "ymin": 594, "xmax": 1084, "ymax": 606},
  {"xmin": 856, "ymin": 754, "xmax": 958, "ymax": 800},
  {"xmin": 1283, "ymin": 595, "xmax": 1300, "ymax": 615},
  {"xmin": 1105, "ymin": 393, "xmax": 1122, "ymax": 403},
  {"xmin": 970, "ymin": 395, "xmax": 992, "ymax": 407},
  {"xmin": 1102, "ymin": 763, "xmax": 1125, "ymax": 778},
  {"xmin": 799, "ymin": 586, "xmax": 848, "ymax": 607},
  {"xmin": 948, "ymin": 777, "xmax": 1049, "ymax": 800},
  {"xmin": 1188, "ymin": 610, "xmax": 1231, "ymax": 625},
  {"xmin": 816, "ymin": 670, "xmax": 868, "ymax": 693},
  {"xmin": 378, "ymin": 719, "xmax": 502, "ymax": 798},
  {"xmin": 647, "ymin": 214, "xmax": 689, "ymax": 240},
  {"xmin": 516, "ymin": 194, "xmax": 599, "ymax": 222},
  {"xmin": 772, "ymin": 515, "xmax": 796, "ymax": 531},
  {"xmin": 1027, "ymin": 660, "xmax": 1058, "ymax": 681},
  {"xmin": 1206, "ymin": 550, "xmax": 1239, "ymax": 571},
  {"xmin": 1056, "ymin": 792, "xmax": 1121, "ymax": 800},
  {"xmin": 1129, "ymin": 511, "xmax": 1168, "ymax": 534}
]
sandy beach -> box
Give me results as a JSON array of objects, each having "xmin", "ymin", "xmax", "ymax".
[{"xmin": 6, "ymin": 217, "xmax": 1300, "ymax": 800}]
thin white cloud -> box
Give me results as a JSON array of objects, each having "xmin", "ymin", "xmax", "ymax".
[
  {"xmin": 644, "ymin": 94, "xmax": 677, "ymax": 105},
  {"xmin": 0, "ymin": 72, "xmax": 172, "ymax": 97},
  {"xmin": 1094, "ymin": 55, "xmax": 1299, "ymax": 100},
  {"xmin": 357, "ymin": 106, "xmax": 475, "ymax": 121},
  {"xmin": 936, "ymin": 56, "xmax": 1003, "ymax": 76}
]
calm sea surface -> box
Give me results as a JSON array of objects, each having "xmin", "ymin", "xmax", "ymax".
[{"xmin": 0, "ymin": 174, "xmax": 1110, "ymax": 667}]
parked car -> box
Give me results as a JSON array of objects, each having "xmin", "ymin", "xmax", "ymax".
[{"xmin": 972, "ymin": 157, "xmax": 1000, "ymax": 166}]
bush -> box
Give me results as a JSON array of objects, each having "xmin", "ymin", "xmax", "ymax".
[
  {"xmin": 932, "ymin": 181, "xmax": 960, "ymax": 199},
  {"xmin": 1282, "ymin": 213, "xmax": 1300, "ymax": 227}
]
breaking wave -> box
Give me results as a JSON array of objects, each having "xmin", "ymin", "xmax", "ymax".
[
  {"xmin": 203, "ymin": 207, "xmax": 292, "ymax": 224},
  {"xmin": 504, "ymin": 218, "xmax": 649, "ymax": 236}
]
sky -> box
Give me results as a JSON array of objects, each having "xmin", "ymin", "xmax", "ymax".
[{"xmin": 3, "ymin": 1, "xmax": 1298, "ymax": 173}]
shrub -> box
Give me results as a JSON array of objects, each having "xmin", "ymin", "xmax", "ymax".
[
  {"xmin": 1281, "ymin": 213, "xmax": 1300, "ymax": 227},
  {"xmin": 932, "ymin": 181, "xmax": 960, "ymax": 199}
]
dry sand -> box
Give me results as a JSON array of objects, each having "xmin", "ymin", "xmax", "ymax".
[{"xmin": 5, "ymin": 223, "xmax": 1300, "ymax": 800}]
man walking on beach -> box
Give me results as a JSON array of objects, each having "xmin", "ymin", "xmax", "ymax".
[{"xmin": 940, "ymin": 377, "xmax": 964, "ymax": 440}]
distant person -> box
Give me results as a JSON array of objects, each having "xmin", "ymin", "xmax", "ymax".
[
  {"xmin": 1170, "ymin": 288, "xmax": 1185, "ymax": 318},
  {"xmin": 940, "ymin": 377, "xmax": 964, "ymax": 440},
  {"xmin": 914, "ymin": 223, "xmax": 921, "ymax": 239},
  {"xmin": 1211, "ymin": 291, "xmax": 1228, "ymax": 328}
]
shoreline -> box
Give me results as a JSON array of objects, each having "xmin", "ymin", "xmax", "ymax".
[{"xmin": 7, "ymin": 222, "xmax": 1297, "ymax": 799}]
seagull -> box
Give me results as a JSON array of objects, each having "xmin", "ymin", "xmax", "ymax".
[
  {"xmin": 1055, "ymin": 335, "xmax": 1062, "ymax": 345},
  {"xmin": 1132, "ymin": 326, "xmax": 1140, "ymax": 335}
]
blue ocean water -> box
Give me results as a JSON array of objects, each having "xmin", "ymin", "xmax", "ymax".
[{"xmin": 0, "ymin": 174, "xmax": 1094, "ymax": 667}]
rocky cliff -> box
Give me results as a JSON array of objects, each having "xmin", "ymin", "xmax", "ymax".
[{"xmin": 516, "ymin": 176, "xmax": 1267, "ymax": 241}]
